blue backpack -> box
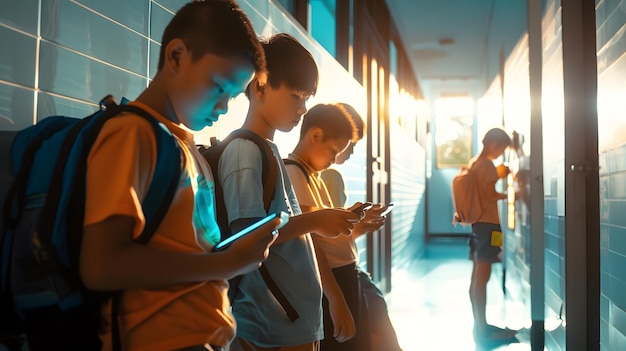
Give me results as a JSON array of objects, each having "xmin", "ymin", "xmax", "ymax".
[{"xmin": 0, "ymin": 96, "xmax": 181, "ymax": 351}]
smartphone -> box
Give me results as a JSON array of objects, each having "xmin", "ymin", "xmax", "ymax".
[
  {"xmin": 380, "ymin": 202, "xmax": 395, "ymax": 216},
  {"xmin": 351, "ymin": 202, "xmax": 373, "ymax": 215},
  {"xmin": 213, "ymin": 211, "xmax": 288, "ymax": 252}
]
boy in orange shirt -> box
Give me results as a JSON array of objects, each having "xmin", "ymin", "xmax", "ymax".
[
  {"xmin": 80, "ymin": 1, "xmax": 280, "ymax": 350},
  {"xmin": 466, "ymin": 127, "xmax": 516, "ymax": 344}
]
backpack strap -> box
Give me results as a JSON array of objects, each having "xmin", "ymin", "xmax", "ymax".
[
  {"xmin": 119, "ymin": 105, "xmax": 181, "ymax": 244},
  {"xmin": 220, "ymin": 129, "xmax": 299, "ymax": 321},
  {"xmin": 258, "ymin": 264, "xmax": 298, "ymax": 321},
  {"xmin": 106, "ymin": 104, "xmax": 181, "ymax": 351},
  {"xmin": 283, "ymin": 158, "xmax": 311, "ymax": 184},
  {"xmin": 227, "ymin": 129, "xmax": 277, "ymax": 211},
  {"xmin": 39, "ymin": 103, "xmax": 181, "ymax": 260}
]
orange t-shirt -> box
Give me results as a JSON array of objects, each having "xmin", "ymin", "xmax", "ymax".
[
  {"xmin": 469, "ymin": 156, "xmax": 502, "ymax": 225},
  {"xmin": 84, "ymin": 101, "xmax": 235, "ymax": 350}
]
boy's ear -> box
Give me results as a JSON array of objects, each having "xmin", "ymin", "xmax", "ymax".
[
  {"xmin": 251, "ymin": 79, "xmax": 265, "ymax": 101},
  {"xmin": 164, "ymin": 38, "xmax": 187, "ymax": 73},
  {"xmin": 309, "ymin": 127, "xmax": 324, "ymax": 143}
]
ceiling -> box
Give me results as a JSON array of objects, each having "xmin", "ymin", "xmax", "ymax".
[{"xmin": 383, "ymin": 0, "xmax": 528, "ymax": 102}]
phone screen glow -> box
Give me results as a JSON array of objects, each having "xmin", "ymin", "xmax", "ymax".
[{"xmin": 213, "ymin": 212, "xmax": 277, "ymax": 251}]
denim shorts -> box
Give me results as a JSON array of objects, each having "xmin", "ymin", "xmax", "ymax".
[{"xmin": 469, "ymin": 222, "xmax": 503, "ymax": 263}]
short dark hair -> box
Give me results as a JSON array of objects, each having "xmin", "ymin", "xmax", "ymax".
[
  {"xmin": 482, "ymin": 127, "xmax": 511, "ymax": 147},
  {"xmin": 300, "ymin": 104, "xmax": 357, "ymax": 142},
  {"xmin": 157, "ymin": 0, "xmax": 266, "ymax": 76},
  {"xmin": 261, "ymin": 33, "xmax": 318, "ymax": 96},
  {"xmin": 337, "ymin": 103, "xmax": 365, "ymax": 140}
]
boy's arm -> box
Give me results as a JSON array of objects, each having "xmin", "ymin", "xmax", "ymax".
[
  {"xmin": 288, "ymin": 163, "xmax": 355, "ymax": 342},
  {"xmin": 276, "ymin": 207, "xmax": 359, "ymax": 244},
  {"xmin": 230, "ymin": 203, "xmax": 359, "ymax": 246},
  {"xmin": 80, "ymin": 215, "xmax": 278, "ymax": 291},
  {"xmin": 310, "ymin": 231, "xmax": 355, "ymax": 342},
  {"xmin": 494, "ymin": 164, "xmax": 509, "ymax": 199}
]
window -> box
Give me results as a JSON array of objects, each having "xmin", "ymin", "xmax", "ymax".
[
  {"xmin": 434, "ymin": 97, "xmax": 474, "ymax": 168},
  {"xmin": 309, "ymin": 0, "xmax": 336, "ymax": 56},
  {"xmin": 276, "ymin": 0, "xmax": 296, "ymax": 13}
]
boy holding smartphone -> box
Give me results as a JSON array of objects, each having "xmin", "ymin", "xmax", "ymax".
[
  {"xmin": 319, "ymin": 103, "xmax": 403, "ymax": 351},
  {"xmin": 286, "ymin": 103, "xmax": 398, "ymax": 351},
  {"xmin": 215, "ymin": 34, "xmax": 360, "ymax": 351},
  {"xmin": 80, "ymin": 2, "xmax": 281, "ymax": 350}
]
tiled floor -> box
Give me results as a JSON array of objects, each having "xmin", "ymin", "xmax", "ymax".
[{"xmin": 386, "ymin": 237, "xmax": 533, "ymax": 351}]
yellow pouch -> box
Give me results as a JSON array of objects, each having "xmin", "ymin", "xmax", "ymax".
[{"xmin": 491, "ymin": 231, "xmax": 503, "ymax": 247}]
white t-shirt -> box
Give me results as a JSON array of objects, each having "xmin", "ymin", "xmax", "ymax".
[{"xmin": 218, "ymin": 137, "xmax": 323, "ymax": 347}]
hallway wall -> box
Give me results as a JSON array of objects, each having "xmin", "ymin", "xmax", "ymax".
[
  {"xmin": 492, "ymin": 0, "xmax": 626, "ymax": 349},
  {"xmin": 389, "ymin": 123, "xmax": 427, "ymax": 268},
  {"xmin": 0, "ymin": 0, "xmax": 425, "ymax": 292},
  {"xmin": 540, "ymin": 3, "xmax": 567, "ymax": 350},
  {"xmin": 596, "ymin": 0, "xmax": 626, "ymax": 349},
  {"xmin": 499, "ymin": 32, "xmax": 533, "ymax": 332}
]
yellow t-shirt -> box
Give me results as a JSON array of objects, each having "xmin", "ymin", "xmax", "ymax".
[
  {"xmin": 286, "ymin": 154, "xmax": 358, "ymax": 268},
  {"xmin": 84, "ymin": 101, "xmax": 234, "ymax": 350},
  {"xmin": 320, "ymin": 168, "xmax": 347, "ymax": 208}
]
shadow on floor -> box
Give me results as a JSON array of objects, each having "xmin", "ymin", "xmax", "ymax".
[{"xmin": 386, "ymin": 237, "xmax": 533, "ymax": 351}]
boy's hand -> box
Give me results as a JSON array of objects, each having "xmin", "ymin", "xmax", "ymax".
[
  {"xmin": 496, "ymin": 164, "xmax": 510, "ymax": 178},
  {"xmin": 347, "ymin": 201, "xmax": 372, "ymax": 219},
  {"xmin": 354, "ymin": 204, "xmax": 386, "ymax": 233},
  {"xmin": 220, "ymin": 218, "xmax": 280, "ymax": 278},
  {"xmin": 312, "ymin": 208, "xmax": 359, "ymax": 238},
  {"xmin": 328, "ymin": 297, "xmax": 356, "ymax": 343}
]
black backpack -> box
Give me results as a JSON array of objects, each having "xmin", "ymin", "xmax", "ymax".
[
  {"xmin": 0, "ymin": 97, "xmax": 181, "ymax": 351},
  {"xmin": 283, "ymin": 158, "xmax": 311, "ymax": 183},
  {"xmin": 199, "ymin": 129, "xmax": 298, "ymax": 321}
]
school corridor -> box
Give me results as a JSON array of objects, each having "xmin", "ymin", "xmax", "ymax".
[{"xmin": 387, "ymin": 238, "xmax": 532, "ymax": 351}]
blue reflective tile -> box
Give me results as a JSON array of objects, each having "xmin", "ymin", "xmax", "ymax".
[
  {"xmin": 609, "ymin": 322, "xmax": 626, "ymax": 351},
  {"xmin": 36, "ymin": 92, "xmax": 96, "ymax": 122},
  {"xmin": 603, "ymin": 1, "xmax": 626, "ymax": 49},
  {"xmin": 38, "ymin": 41, "xmax": 147, "ymax": 104},
  {"xmin": 239, "ymin": 0, "xmax": 276, "ymax": 36},
  {"xmin": 0, "ymin": 26, "xmax": 36, "ymax": 87},
  {"xmin": 0, "ymin": 83, "xmax": 34, "ymax": 131},
  {"xmin": 0, "ymin": 0, "xmax": 39, "ymax": 35},
  {"xmin": 153, "ymin": 0, "xmax": 189, "ymax": 13},
  {"xmin": 610, "ymin": 302, "xmax": 626, "ymax": 340},
  {"xmin": 41, "ymin": 0, "xmax": 148, "ymax": 76},
  {"xmin": 607, "ymin": 251, "xmax": 626, "ymax": 286},
  {"xmin": 74, "ymin": 0, "xmax": 150, "ymax": 35},
  {"xmin": 149, "ymin": 41, "xmax": 161, "ymax": 79},
  {"xmin": 604, "ymin": 275, "xmax": 626, "ymax": 318},
  {"xmin": 150, "ymin": 4, "xmax": 174, "ymax": 43},
  {"xmin": 608, "ymin": 200, "xmax": 626, "ymax": 227},
  {"xmin": 607, "ymin": 145, "xmax": 626, "ymax": 174},
  {"xmin": 608, "ymin": 225, "xmax": 626, "ymax": 254}
]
